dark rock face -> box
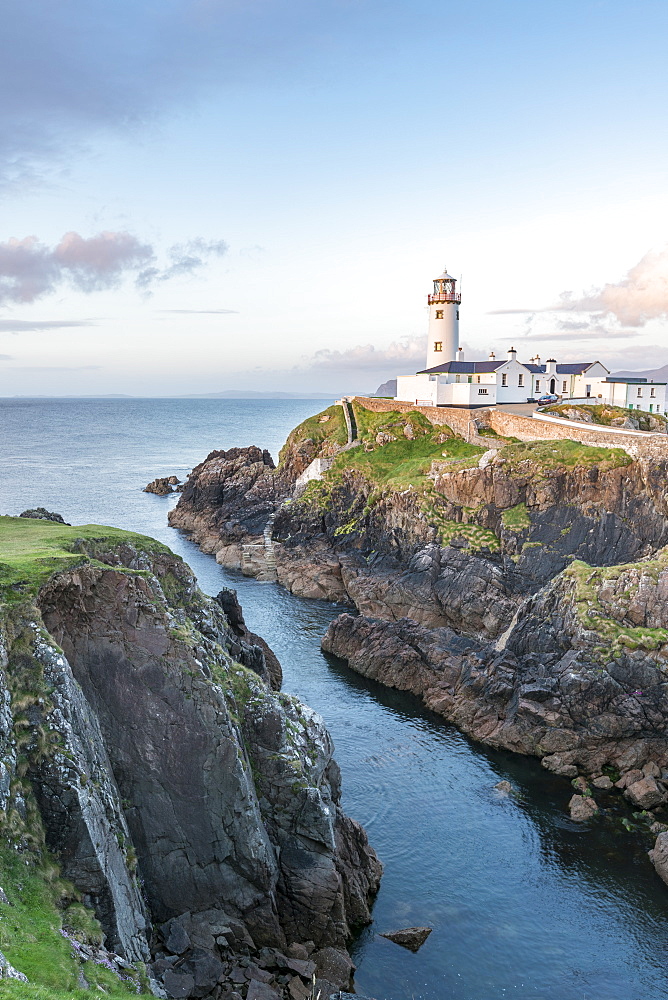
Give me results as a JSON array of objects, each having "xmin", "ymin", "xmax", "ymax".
[
  {"xmin": 168, "ymin": 447, "xmax": 291, "ymax": 577},
  {"xmin": 321, "ymin": 572, "xmax": 668, "ymax": 779},
  {"xmin": 0, "ymin": 541, "xmax": 380, "ymax": 998},
  {"xmin": 170, "ymin": 443, "xmax": 668, "ymax": 643},
  {"xmin": 19, "ymin": 507, "xmax": 69, "ymax": 524}
]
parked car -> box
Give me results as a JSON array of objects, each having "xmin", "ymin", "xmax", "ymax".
[{"xmin": 537, "ymin": 393, "xmax": 559, "ymax": 405}]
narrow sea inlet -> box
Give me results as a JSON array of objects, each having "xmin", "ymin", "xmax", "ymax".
[{"xmin": 2, "ymin": 397, "xmax": 668, "ymax": 999}]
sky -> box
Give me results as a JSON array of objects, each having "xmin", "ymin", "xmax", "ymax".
[{"xmin": 1, "ymin": 0, "xmax": 668, "ymax": 396}]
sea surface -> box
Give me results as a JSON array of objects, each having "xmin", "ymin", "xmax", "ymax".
[{"xmin": 2, "ymin": 396, "xmax": 668, "ymax": 1000}]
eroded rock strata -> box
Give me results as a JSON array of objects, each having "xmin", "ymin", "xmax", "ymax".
[
  {"xmin": 166, "ymin": 402, "xmax": 668, "ymax": 888},
  {"xmin": 0, "ymin": 521, "xmax": 380, "ymax": 998}
]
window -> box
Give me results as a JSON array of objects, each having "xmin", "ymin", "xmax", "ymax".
[
  {"xmin": 456, "ymin": 310, "xmax": 460, "ymax": 319},
  {"xmin": 535, "ymin": 380, "xmax": 541, "ymax": 391},
  {"xmin": 651, "ymin": 387, "xmax": 656, "ymax": 397},
  {"xmin": 434, "ymin": 341, "xmax": 442, "ymax": 352},
  {"xmin": 586, "ymin": 384, "xmax": 591, "ymax": 397},
  {"xmin": 478, "ymin": 388, "xmax": 488, "ymax": 395},
  {"xmin": 518, "ymin": 374, "xmax": 524, "ymax": 387},
  {"xmin": 435, "ymin": 310, "xmax": 443, "ymax": 319},
  {"xmin": 637, "ymin": 387, "xmax": 643, "ymax": 397},
  {"xmin": 477, "ymin": 375, "xmax": 481, "ymax": 383},
  {"xmin": 562, "ymin": 380, "xmax": 567, "ymax": 392},
  {"xmin": 455, "ymin": 374, "xmax": 461, "ymax": 383},
  {"xmin": 501, "ymin": 374, "xmax": 507, "ymax": 386}
]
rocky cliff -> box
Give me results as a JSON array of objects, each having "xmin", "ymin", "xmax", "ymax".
[
  {"xmin": 0, "ymin": 516, "xmax": 380, "ymax": 999},
  {"xmin": 167, "ymin": 402, "xmax": 668, "ymax": 885}
]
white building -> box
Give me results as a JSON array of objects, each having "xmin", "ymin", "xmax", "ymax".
[{"xmin": 394, "ymin": 267, "xmax": 667, "ymax": 415}]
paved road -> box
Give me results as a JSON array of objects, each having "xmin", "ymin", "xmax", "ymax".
[{"xmin": 495, "ymin": 402, "xmax": 539, "ymax": 416}]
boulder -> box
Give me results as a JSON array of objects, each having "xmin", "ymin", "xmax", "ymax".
[
  {"xmin": 246, "ymin": 981, "xmax": 282, "ymax": 1000},
  {"xmin": 625, "ymin": 776, "xmax": 665, "ymax": 810},
  {"xmin": 494, "ymin": 780, "xmax": 513, "ymax": 794},
  {"xmin": 568, "ymin": 794, "xmax": 599, "ymax": 822},
  {"xmin": 144, "ymin": 477, "xmax": 177, "ymax": 495},
  {"xmin": 380, "ymin": 926, "xmax": 432, "ymax": 952},
  {"xmin": 162, "ymin": 969, "xmax": 195, "ymax": 999},
  {"xmin": 311, "ymin": 947, "xmax": 355, "ymax": 989},
  {"xmin": 649, "ymin": 831, "xmax": 668, "ymax": 886},
  {"xmin": 19, "ymin": 507, "xmax": 68, "ymax": 524},
  {"xmin": 592, "ymin": 775, "xmax": 613, "ymax": 790}
]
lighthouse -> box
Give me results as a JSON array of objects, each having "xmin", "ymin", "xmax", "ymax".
[{"xmin": 425, "ymin": 267, "xmax": 460, "ymax": 370}]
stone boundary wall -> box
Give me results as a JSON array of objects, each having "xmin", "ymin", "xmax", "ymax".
[
  {"xmin": 354, "ymin": 396, "xmax": 668, "ymax": 459},
  {"xmin": 352, "ymin": 396, "xmax": 487, "ymax": 440}
]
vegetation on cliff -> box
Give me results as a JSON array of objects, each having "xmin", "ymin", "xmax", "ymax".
[
  {"xmin": 543, "ymin": 401, "xmax": 667, "ymax": 432},
  {"xmin": 0, "ymin": 516, "xmax": 173, "ymax": 602}
]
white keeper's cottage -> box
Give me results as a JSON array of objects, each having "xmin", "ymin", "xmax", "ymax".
[{"xmin": 395, "ymin": 267, "xmax": 667, "ymax": 415}]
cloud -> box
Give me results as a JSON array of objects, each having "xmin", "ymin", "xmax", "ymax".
[
  {"xmin": 0, "ymin": 318, "xmax": 96, "ymax": 332},
  {"xmin": 6, "ymin": 365, "xmax": 102, "ymax": 372},
  {"xmin": 0, "ymin": 354, "xmax": 12, "ymax": 360},
  {"xmin": 302, "ymin": 335, "xmax": 427, "ymax": 373},
  {"xmin": 555, "ymin": 248, "xmax": 668, "ymax": 327},
  {"xmin": 0, "ymin": 1, "xmax": 363, "ymax": 187},
  {"xmin": 136, "ymin": 239, "xmax": 228, "ymax": 288},
  {"xmin": 160, "ymin": 308, "xmax": 238, "ymax": 315},
  {"xmin": 0, "ymin": 231, "xmax": 227, "ymax": 304}
]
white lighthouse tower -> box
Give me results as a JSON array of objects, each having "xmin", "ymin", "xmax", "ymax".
[{"xmin": 425, "ymin": 267, "xmax": 460, "ymax": 370}]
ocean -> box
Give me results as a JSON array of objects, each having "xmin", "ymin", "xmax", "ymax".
[{"xmin": 2, "ymin": 396, "xmax": 668, "ymax": 1000}]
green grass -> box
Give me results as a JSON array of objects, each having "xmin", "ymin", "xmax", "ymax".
[
  {"xmin": 0, "ymin": 846, "xmax": 146, "ymax": 996},
  {"xmin": 278, "ymin": 405, "xmax": 348, "ymax": 466},
  {"xmin": 499, "ymin": 438, "xmax": 631, "ymax": 472},
  {"xmin": 330, "ymin": 426, "xmax": 482, "ymax": 491},
  {"xmin": 351, "ymin": 403, "xmax": 441, "ymax": 444},
  {"xmin": 0, "ymin": 517, "xmax": 172, "ymax": 601},
  {"xmin": 544, "ymin": 401, "xmax": 666, "ymax": 431},
  {"xmin": 501, "ymin": 503, "xmax": 531, "ymax": 531}
]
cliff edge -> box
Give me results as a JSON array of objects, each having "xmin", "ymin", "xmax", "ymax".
[{"xmin": 0, "ymin": 516, "xmax": 381, "ymax": 999}]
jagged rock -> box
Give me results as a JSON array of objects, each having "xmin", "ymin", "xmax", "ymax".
[
  {"xmin": 625, "ymin": 776, "xmax": 665, "ymax": 810},
  {"xmin": 19, "ymin": 507, "xmax": 68, "ymax": 524},
  {"xmin": 568, "ymin": 794, "xmax": 599, "ymax": 822},
  {"xmin": 0, "ymin": 528, "xmax": 380, "ymax": 997},
  {"xmin": 541, "ymin": 755, "xmax": 578, "ymax": 778},
  {"xmin": 380, "ymin": 926, "xmax": 432, "ymax": 952},
  {"xmin": 649, "ymin": 831, "xmax": 668, "ymax": 885},
  {"xmin": 311, "ymin": 947, "xmax": 355, "ymax": 990},
  {"xmin": 163, "ymin": 968, "xmax": 195, "ymax": 998},
  {"xmin": 144, "ymin": 477, "xmax": 180, "ymax": 495},
  {"xmin": 494, "ymin": 781, "xmax": 513, "ymax": 794},
  {"xmin": 247, "ymin": 981, "xmax": 282, "ymax": 1000},
  {"xmin": 0, "ymin": 950, "xmax": 28, "ymax": 982},
  {"xmin": 163, "ymin": 919, "xmax": 191, "ymax": 955},
  {"xmin": 592, "ymin": 775, "xmax": 613, "ymax": 790}
]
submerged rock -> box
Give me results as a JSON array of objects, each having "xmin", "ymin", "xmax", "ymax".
[
  {"xmin": 144, "ymin": 476, "xmax": 181, "ymax": 495},
  {"xmin": 380, "ymin": 926, "xmax": 432, "ymax": 952}
]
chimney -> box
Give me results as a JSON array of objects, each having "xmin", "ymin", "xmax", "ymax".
[
  {"xmin": 534, "ymin": 353, "xmax": 540, "ymax": 364},
  {"xmin": 457, "ymin": 346, "xmax": 464, "ymax": 361},
  {"xmin": 546, "ymin": 358, "xmax": 557, "ymax": 375},
  {"xmin": 488, "ymin": 351, "xmax": 496, "ymax": 360},
  {"xmin": 508, "ymin": 346, "xmax": 517, "ymax": 361}
]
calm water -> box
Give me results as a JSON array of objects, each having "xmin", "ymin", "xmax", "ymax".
[{"xmin": 2, "ymin": 397, "xmax": 668, "ymax": 1000}]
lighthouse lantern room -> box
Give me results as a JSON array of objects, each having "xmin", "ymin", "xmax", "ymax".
[{"xmin": 425, "ymin": 268, "xmax": 461, "ymax": 370}]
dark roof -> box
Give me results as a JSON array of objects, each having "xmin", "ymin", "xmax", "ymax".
[
  {"xmin": 525, "ymin": 362, "xmax": 599, "ymax": 375},
  {"xmin": 604, "ymin": 376, "xmax": 667, "ymax": 384},
  {"xmin": 418, "ymin": 361, "xmax": 504, "ymax": 375},
  {"xmin": 554, "ymin": 362, "xmax": 599, "ymax": 374}
]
